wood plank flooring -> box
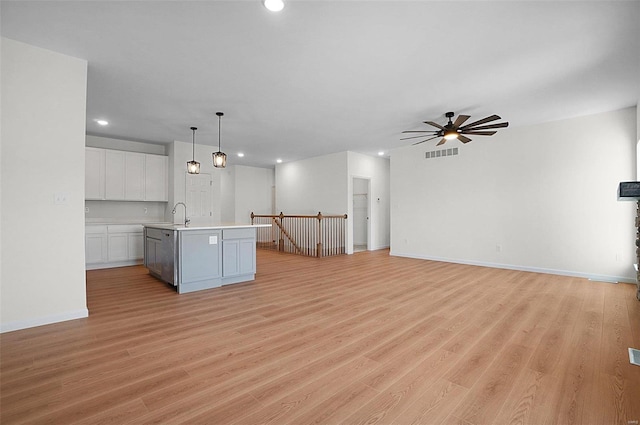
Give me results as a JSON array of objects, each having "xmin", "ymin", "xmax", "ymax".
[{"xmin": 1, "ymin": 249, "xmax": 639, "ymax": 424}]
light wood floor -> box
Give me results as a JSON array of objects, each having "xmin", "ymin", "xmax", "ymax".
[{"xmin": 2, "ymin": 249, "xmax": 639, "ymax": 424}]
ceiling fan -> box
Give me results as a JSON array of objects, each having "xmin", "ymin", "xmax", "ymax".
[{"xmin": 402, "ymin": 111, "xmax": 509, "ymax": 146}]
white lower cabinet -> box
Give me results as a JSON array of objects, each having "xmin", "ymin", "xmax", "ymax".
[
  {"xmin": 86, "ymin": 226, "xmax": 108, "ymax": 264},
  {"xmin": 86, "ymin": 224, "xmax": 144, "ymax": 269},
  {"xmin": 108, "ymin": 234, "xmax": 129, "ymax": 262},
  {"xmin": 128, "ymin": 233, "xmax": 144, "ymax": 260},
  {"xmin": 222, "ymin": 228, "xmax": 256, "ymax": 279}
]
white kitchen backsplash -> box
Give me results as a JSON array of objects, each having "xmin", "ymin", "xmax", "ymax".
[{"xmin": 85, "ymin": 200, "xmax": 166, "ymax": 223}]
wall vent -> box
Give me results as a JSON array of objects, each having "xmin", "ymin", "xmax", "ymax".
[{"xmin": 425, "ymin": 147, "xmax": 458, "ymax": 159}]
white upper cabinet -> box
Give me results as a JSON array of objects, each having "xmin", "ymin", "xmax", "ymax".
[
  {"xmin": 85, "ymin": 147, "xmax": 106, "ymax": 200},
  {"xmin": 105, "ymin": 150, "xmax": 126, "ymax": 200},
  {"xmin": 124, "ymin": 152, "xmax": 145, "ymax": 201},
  {"xmin": 144, "ymin": 154, "xmax": 168, "ymax": 201},
  {"xmin": 86, "ymin": 147, "xmax": 168, "ymax": 202}
]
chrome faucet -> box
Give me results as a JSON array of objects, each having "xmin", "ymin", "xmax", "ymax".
[{"xmin": 171, "ymin": 202, "xmax": 190, "ymax": 227}]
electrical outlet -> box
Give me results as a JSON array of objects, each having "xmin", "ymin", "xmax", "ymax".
[{"xmin": 85, "ymin": 206, "xmax": 89, "ymax": 213}]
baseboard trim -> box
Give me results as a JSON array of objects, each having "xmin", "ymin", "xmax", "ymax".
[
  {"xmin": 389, "ymin": 251, "xmax": 636, "ymax": 284},
  {"xmin": 1, "ymin": 308, "xmax": 89, "ymax": 334},
  {"xmin": 86, "ymin": 260, "xmax": 142, "ymax": 270}
]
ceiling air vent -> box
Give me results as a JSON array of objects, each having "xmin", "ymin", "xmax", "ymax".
[{"xmin": 426, "ymin": 147, "xmax": 458, "ymax": 159}]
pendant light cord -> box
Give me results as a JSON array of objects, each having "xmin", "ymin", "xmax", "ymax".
[{"xmin": 192, "ymin": 128, "xmax": 196, "ymax": 160}]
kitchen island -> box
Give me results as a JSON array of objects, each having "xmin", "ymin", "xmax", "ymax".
[{"xmin": 143, "ymin": 223, "xmax": 270, "ymax": 293}]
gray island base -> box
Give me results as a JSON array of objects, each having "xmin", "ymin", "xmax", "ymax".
[{"xmin": 143, "ymin": 223, "xmax": 270, "ymax": 294}]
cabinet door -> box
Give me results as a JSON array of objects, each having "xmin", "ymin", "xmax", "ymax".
[
  {"xmin": 238, "ymin": 239, "xmax": 256, "ymax": 274},
  {"xmin": 105, "ymin": 150, "xmax": 125, "ymax": 200},
  {"xmin": 108, "ymin": 234, "xmax": 128, "ymax": 262},
  {"xmin": 180, "ymin": 230, "xmax": 221, "ymax": 282},
  {"xmin": 85, "ymin": 148, "xmax": 105, "ymax": 200},
  {"xmin": 128, "ymin": 233, "xmax": 144, "ymax": 260},
  {"xmin": 222, "ymin": 239, "xmax": 240, "ymax": 277},
  {"xmin": 223, "ymin": 238, "xmax": 256, "ymax": 277},
  {"xmin": 125, "ymin": 152, "xmax": 145, "ymax": 201},
  {"xmin": 86, "ymin": 234, "xmax": 107, "ymax": 264},
  {"xmin": 145, "ymin": 154, "xmax": 168, "ymax": 201}
]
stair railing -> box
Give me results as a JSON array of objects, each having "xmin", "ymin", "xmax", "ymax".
[{"xmin": 251, "ymin": 212, "xmax": 348, "ymax": 258}]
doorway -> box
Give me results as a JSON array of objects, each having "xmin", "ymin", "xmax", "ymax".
[{"xmin": 352, "ymin": 177, "xmax": 370, "ymax": 252}]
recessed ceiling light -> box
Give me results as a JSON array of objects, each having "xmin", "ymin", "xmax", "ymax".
[
  {"xmin": 263, "ymin": 0, "xmax": 284, "ymax": 12},
  {"xmin": 276, "ymin": 159, "xmax": 283, "ymax": 163},
  {"xmin": 378, "ymin": 151, "xmax": 384, "ymax": 156},
  {"xmin": 237, "ymin": 152, "xmax": 245, "ymax": 157},
  {"xmin": 95, "ymin": 119, "xmax": 109, "ymax": 126}
]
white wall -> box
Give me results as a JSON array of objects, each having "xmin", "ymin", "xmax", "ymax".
[
  {"xmin": 169, "ymin": 142, "xmax": 273, "ymax": 224},
  {"xmin": 220, "ymin": 167, "xmax": 236, "ymax": 223},
  {"xmin": 84, "ymin": 201, "xmax": 166, "ymax": 223},
  {"xmin": 234, "ymin": 165, "xmax": 274, "ymax": 223},
  {"xmin": 637, "ymin": 103, "xmax": 640, "ymax": 179},
  {"xmin": 1, "ymin": 38, "xmax": 89, "ymax": 332},
  {"xmin": 275, "ymin": 151, "xmax": 390, "ymax": 254},
  {"xmin": 347, "ymin": 152, "xmax": 390, "ymax": 251},
  {"xmin": 391, "ymin": 107, "xmax": 637, "ymax": 283},
  {"xmin": 276, "ymin": 151, "xmax": 349, "ymax": 215},
  {"xmin": 218, "ymin": 165, "xmax": 274, "ymax": 224}
]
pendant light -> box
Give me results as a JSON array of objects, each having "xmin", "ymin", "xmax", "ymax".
[
  {"xmin": 187, "ymin": 126, "xmax": 200, "ymax": 174},
  {"xmin": 212, "ymin": 112, "xmax": 227, "ymax": 168}
]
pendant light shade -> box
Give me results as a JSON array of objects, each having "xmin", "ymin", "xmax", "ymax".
[
  {"xmin": 212, "ymin": 112, "xmax": 227, "ymax": 168},
  {"xmin": 187, "ymin": 126, "xmax": 200, "ymax": 174}
]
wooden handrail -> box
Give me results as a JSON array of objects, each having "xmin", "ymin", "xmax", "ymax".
[
  {"xmin": 272, "ymin": 216, "xmax": 302, "ymax": 254},
  {"xmin": 252, "ymin": 212, "xmax": 348, "ymax": 220},
  {"xmin": 251, "ymin": 212, "xmax": 348, "ymax": 258}
]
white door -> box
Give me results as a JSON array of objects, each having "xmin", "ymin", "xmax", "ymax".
[
  {"xmin": 186, "ymin": 173, "xmax": 213, "ymax": 224},
  {"xmin": 352, "ymin": 177, "xmax": 369, "ymax": 252}
]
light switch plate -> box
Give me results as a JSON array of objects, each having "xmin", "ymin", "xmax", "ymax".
[
  {"xmin": 54, "ymin": 192, "xmax": 69, "ymax": 205},
  {"xmin": 209, "ymin": 236, "xmax": 217, "ymax": 245}
]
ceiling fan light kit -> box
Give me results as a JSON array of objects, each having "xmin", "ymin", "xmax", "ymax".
[{"xmin": 402, "ymin": 111, "xmax": 509, "ymax": 146}]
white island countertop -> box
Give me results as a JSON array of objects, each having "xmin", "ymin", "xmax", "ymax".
[{"xmin": 144, "ymin": 223, "xmax": 270, "ymax": 231}]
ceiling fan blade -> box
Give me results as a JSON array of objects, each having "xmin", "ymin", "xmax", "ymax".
[
  {"xmin": 458, "ymin": 135, "xmax": 472, "ymax": 144},
  {"xmin": 462, "ymin": 130, "xmax": 497, "ymax": 136},
  {"xmin": 436, "ymin": 137, "xmax": 447, "ymax": 146},
  {"xmin": 424, "ymin": 121, "xmax": 445, "ymax": 130},
  {"xmin": 401, "ymin": 133, "xmax": 438, "ymax": 141},
  {"xmin": 452, "ymin": 114, "xmax": 471, "ymax": 128},
  {"xmin": 463, "ymin": 122, "xmax": 509, "ymax": 131},
  {"xmin": 459, "ymin": 115, "xmax": 501, "ymax": 130},
  {"xmin": 401, "ymin": 130, "xmax": 438, "ymax": 133},
  {"xmin": 411, "ymin": 136, "xmax": 439, "ymax": 145}
]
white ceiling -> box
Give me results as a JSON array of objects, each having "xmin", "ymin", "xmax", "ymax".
[{"xmin": 2, "ymin": 1, "xmax": 639, "ymax": 168}]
